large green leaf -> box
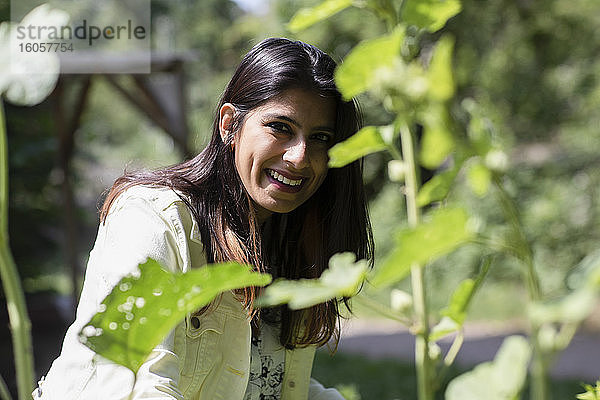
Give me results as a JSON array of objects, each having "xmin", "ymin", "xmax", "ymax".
[
  {"xmin": 257, "ymin": 252, "xmax": 368, "ymax": 309},
  {"xmin": 79, "ymin": 259, "xmax": 271, "ymax": 373},
  {"xmin": 335, "ymin": 28, "xmax": 404, "ymax": 100},
  {"xmin": 328, "ymin": 125, "xmax": 388, "ymax": 168},
  {"xmin": 427, "ymin": 35, "xmax": 455, "ymax": 102},
  {"xmin": 371, "ymin": 207, "xmax": 474, "ymax": 287},
  {"xmin": 445, "ymin": 336, "xmax": 531, "ymax": 400},
  {"xmin": 287, "ymin": 0, "xmax": 354, "ymax": 32},
  {"xmin": 402, "ymin": 0, "xmax": 462, "ymax": 33}
]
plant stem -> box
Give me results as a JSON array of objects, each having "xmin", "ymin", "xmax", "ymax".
[
  {"xmin": 354, "ymin": 293, "xmax": 412, "ymax": 326},
  {"xmin": 492, "ymin": 177, "xmax": 547, "ymax": 400},
  {"xmin": 399, "ymin": 121, "xmax": 433, "ymax": 400},
  {"xmin": 492, "ymin": 177, "xmax": 541, "ymax": 300},
  {"xmin": 0, "ymin": 373, "xmax": 13, "ymax": 400},
  {"xmin": 0, "ymin": 101, "xmax": 35, "ymax": 400}
]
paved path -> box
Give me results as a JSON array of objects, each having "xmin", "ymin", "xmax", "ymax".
[{"xmin": 337, "ymin": 319, "xmax": 600, "ymax": 381}]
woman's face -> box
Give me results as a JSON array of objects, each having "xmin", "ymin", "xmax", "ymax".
[{"xmin": 220, "ymin": 88, "xmax": 336, "ymax": 222}]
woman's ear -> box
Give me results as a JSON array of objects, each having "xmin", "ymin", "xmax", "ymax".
[{"xmin": 219, "ymin": 103, "xmax": 236, "ymax": 143}]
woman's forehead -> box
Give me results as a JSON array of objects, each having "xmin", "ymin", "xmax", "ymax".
[{"xmin": 250, "ymin": 88, "xmax": 336, "ymax": 126}]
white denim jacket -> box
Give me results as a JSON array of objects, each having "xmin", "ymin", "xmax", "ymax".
[{"xmin": 35, "ymin": 186, "xmax": 344, "ymax": 400}]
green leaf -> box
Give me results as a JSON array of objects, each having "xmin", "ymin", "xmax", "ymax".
[
  {"xmin": 335, "ymin": 28, "xmax": 404, "ymax": 100},
  {"xmin": 258, "ymin": 252, "xmax": 368, "ymax": 309},
  {"xmin": 441, "ymin": 278, "xmax": 474, "ymax": 325},
  {"xmin": 79, "ymin": 259, "xmax": 271, "ymax": 373},
  {"xmin": 466, "ymin": 161, "xmax": 491, "ymax": 197},
  {"xmin": 441, "ymin": 257, "xmax": 491, "ymax": 324},
  {"xmin": 577, "ymin": 381, "xmax": 600, "ymax": 400},
  {"xmin": 416, "ymin": 167, "xmax": 458, "ymax": 207},
  {"xmin": 419, "ymin": 105, "xmax": 455, "ymax": 169},
  {"xmin": 433, "ymin": 257, "xmax": 492, "ymax": 340},
  {"xmin": 287, "ymin": 0, "xmax": 353, "ymax": 32},
  {"xmin": 427, "ymin": 35, "xmax": 455, "ymax": 102},
  {"xmin": 445, "ymin": 336, "xmax": 531, "ymax": 400},
  {"xmin": 402, "ymin": 0, "xmax": 462, "ymax": 33},
  {"xmin": 364, "ymin": 0, "xmax": 398, "ymax": 27},
  {"xmin": 371, "ymin": 207, "xmax": 474, "ymax": 287},
  {"xmin": 328, "ymin": 125, "xmax": 388, "ymax": 168}
]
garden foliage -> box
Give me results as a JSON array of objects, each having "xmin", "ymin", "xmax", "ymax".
[{"xmin": 3, "ymin": 1, "xmax": 600, "ymax": 400}]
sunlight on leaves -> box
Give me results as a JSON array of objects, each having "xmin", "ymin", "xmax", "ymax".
[
  {"xmin": 445, "ymin": 336, "xmax": 531, "ymax": 400},
  {"xmin": 402, "ymin": 0, "xmax": 462, "ymax": 33},
  {"xmin": 257, "ymin": 252, "xmax": 368, "ymax": 310},
  {"xmin": 335, "ymin": 28, "xmax": 404, "ymax": 100},
  {"xmin": 371, "ymin": 207, "xmax": 474, "ymax": 287},
  {"xmin": 328, "ymin": 125, "xmax": 388, "ymax": 168},
  {"xmin": 288, "ymin": 0, "xmax": 354, "ymax": 32},
  {"xmin": 79, "ymin": 259, "xmax": 271, "ymax": 373}
]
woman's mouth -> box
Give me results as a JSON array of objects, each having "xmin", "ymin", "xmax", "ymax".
[{"xmin": 266, "ymin": 169, "xmax": 304, "ymax": 193}]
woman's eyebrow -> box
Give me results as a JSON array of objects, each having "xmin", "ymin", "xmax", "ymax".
[
  {"xmin": 262, "ymin": 113, "xmax": 335, "ymax": 133},
  {"xmin": 262, "ymin": 113, "xmax": 300, "ymax": 127}
]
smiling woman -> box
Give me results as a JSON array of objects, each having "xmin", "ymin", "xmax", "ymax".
[
  {"xmin": 35, "ymin": 38, "xmax": 374, "ymax": 400},
  {"xmin": 221, "ymin": 88, "xmax": 335, "ymax": 219}
]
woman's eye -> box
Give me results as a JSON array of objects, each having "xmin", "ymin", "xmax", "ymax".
[
  {"xmin": 266, "ymin": 121, "xmax": 291, "ymax": 133},
  {"xmin": 312, "ymin": 133, "xmax": 332, "ymax": 143}
]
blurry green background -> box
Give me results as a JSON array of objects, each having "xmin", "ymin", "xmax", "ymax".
[{"xmin": 1, "ymin": 0, "xmax": 600, "ymax": 398}]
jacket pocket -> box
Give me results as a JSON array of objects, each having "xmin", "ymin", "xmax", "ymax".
[{"xmin": 178, "ymin": 311, "xmax": 225, "ymax": 396}]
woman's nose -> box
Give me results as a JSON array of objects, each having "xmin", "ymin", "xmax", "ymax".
[{"xmin": 282, "ymin": 138, "xmax": 308, "ymax": 169}]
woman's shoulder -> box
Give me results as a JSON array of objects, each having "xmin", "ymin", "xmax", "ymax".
[
  {"xmin": 101, "ymin": 184, "xmax": 204, "ymax": 271},
  {"xmin": 104, "ymin": 185, "xmax": 196, "ymax": 223},
  {"xmin": 111, "ymin": 185, "xmax": 186, "ymax": 211},
  {"xmin": 105, "ymin": 185, "xmax": 199, "ymax": 239}
]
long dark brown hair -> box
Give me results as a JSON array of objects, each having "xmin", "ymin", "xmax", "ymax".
[{"xmin": 101, "ymin": 38, "xmax": 374, "ymax": 348}]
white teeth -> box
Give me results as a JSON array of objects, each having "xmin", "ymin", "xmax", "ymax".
[{"xmin": 268, "ymin": 170, "xmax": 302, "ymax": 186}]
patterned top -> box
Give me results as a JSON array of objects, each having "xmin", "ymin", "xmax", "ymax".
[{"xmin": 243, "ymin": 320, "xmax": 285, "ymax": 400}]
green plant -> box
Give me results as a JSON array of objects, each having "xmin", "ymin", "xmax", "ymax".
[
  {"xmin": 55, "ymin": 2, "xmax": 600, "ymax": 400},
  {"xmin": 256, "ymin": 1, "xmax": 600, "ymax": 400},
  {"xmin": 0, "ymin": 5, "xmax": 71, "ymax": 399}
]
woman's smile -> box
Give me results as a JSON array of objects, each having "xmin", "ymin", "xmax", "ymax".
[{"xmin": 265, "ymin": 168, "xmax": 304, "ymax": 192}]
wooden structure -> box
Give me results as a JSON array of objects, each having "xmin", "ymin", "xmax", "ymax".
[{"xmin": 51, "ymin": 52, "xmax": 194, "ymax": 312}]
